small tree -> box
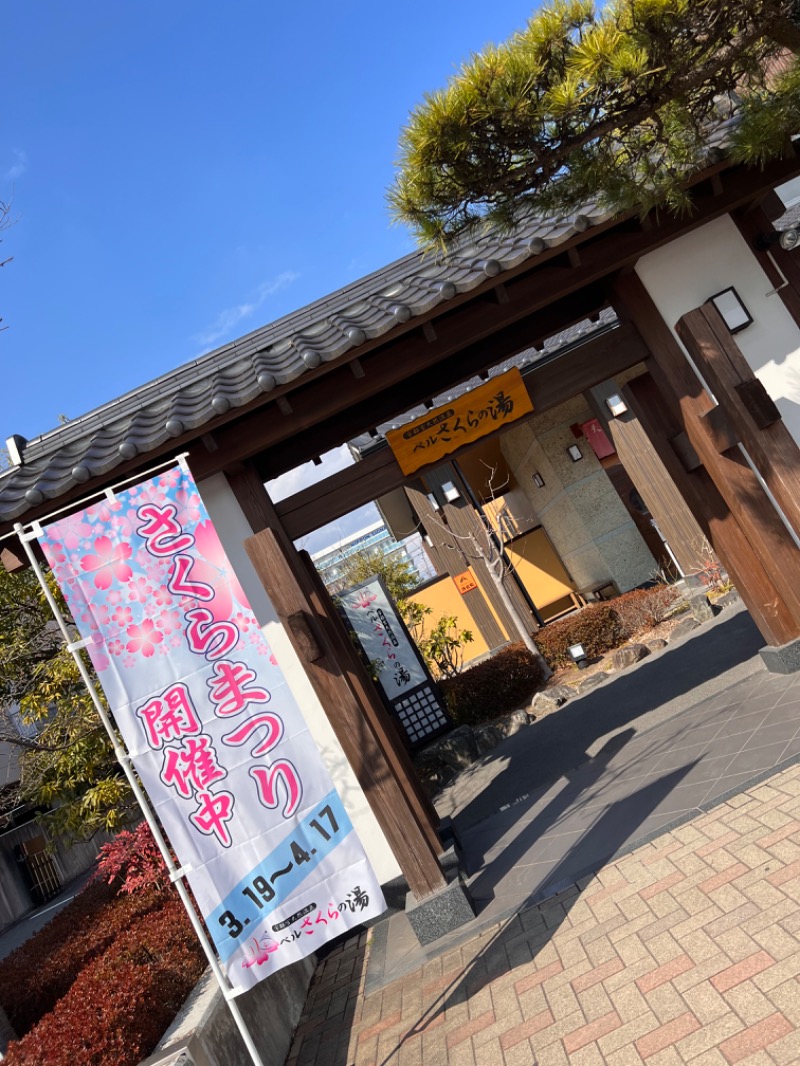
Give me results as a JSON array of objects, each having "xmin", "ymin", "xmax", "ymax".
[
  {"xmin": 324, "ymin": 543, "xmax": 429, "ymax": 627},
  {"xmin": 0, "ymin": 565, "xmax": 132, "ymax": 840},
  {"xmin": 389, "ymin": 0, "xmax": 800, "ymax": 245}
]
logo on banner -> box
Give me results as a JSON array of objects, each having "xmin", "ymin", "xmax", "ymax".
[{"xmin": 38, "ymin": 465, "xmax": 385, "ymax": 991}]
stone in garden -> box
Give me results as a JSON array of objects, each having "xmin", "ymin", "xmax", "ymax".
[
  {"xmin": 688, "ymin": 592, "xmax": 715, "ymax": 623},
  {"xmin": 646, "ymin": 638, "xmax": 668, "ymax": 652},
  {"xmin": 611, "ymin": 644, "xmax": 650, "ymax": 671},
  {"xmin": 412, "ymin": 749, "xmax": 457, "ymax": 797},
  {"xmin": 669, "ymin": 617, "xmax": 700, "ymax": 642},
  {"xmin": 715, "ymin": 590, "xmax": 742, "ymax": 611},
  {"xmin": 577, "ymin": 672, "xmax": 609, "ymax": 693},
  {"xmin": 473, "ymin": 723, "xmax": 503, "ymax": 755},
  {"xmin": 530, "ymin": 685, "xmax": 572, "ymax": 716},
  {"xmin": 434, "ymin": 725, "xmax": 479, "ymax": 771}
]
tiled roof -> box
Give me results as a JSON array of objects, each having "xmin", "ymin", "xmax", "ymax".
[{"xmin": 0, "ymin": 119, "xmax": 737, "ymax": 527}]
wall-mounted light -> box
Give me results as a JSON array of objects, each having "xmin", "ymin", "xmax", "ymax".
[
  {"xmin": 423, "ymin": 534, "xmax": 433, "ymax": 547},
  {"xmin": 532, "ymin": 472, "xmax": 545, "ymax": 488},
  {"xmin": 755, "ymin": 226, "xmax": 800, "ymax": 252},
  {"xmin": 708, "ymin": 287, "xmax": 753, "ymax": 334},
  {"xmin": 605, "ymin": 393, "xmax": 628, "ymax": 417},
  {"xmin": 427, "ymin": 492, "xmax": 441, "ymax": 511},
  {"xmin": 567, "ymin": 444, "xmax": 583, "ymax": 462},
  {"xmin": 442, "ymin": 481, "xmax": 461, "ymax": 502},
  {"xmin": 568, "ymin": 642, "xmax": 589, "ymax": 669}
]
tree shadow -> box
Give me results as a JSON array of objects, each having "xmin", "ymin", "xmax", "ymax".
[
  {"xmin": 452, "ymin": 606, "xmax": 761, "ymax": 836},
  {"xmin": 375, "ymin": 760, "xmax": 698, "ymax": 1066}
]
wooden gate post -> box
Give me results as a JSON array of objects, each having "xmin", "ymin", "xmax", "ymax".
[
  {"xmin": 623, "ymin": 373, "xmax": 799, "ymax": 647},
  {"xmin": 612, "ymin": 273, "xmax": 800, "ymax": 645},
  {"xmin": 676, "ymin": 303, "xmax": 800, "ymax": 539},
  {"xmin": 226, "ymin": 464, "xmax": 447, "ymax": 900}
]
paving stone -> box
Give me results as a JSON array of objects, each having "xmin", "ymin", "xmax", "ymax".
[{"xmin": 284, "ymin": 762, "xmax": 800, "ymax": 1066}]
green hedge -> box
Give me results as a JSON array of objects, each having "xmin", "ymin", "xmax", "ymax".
[{"xmin": 439, "ymin": 642, "xmax": 548, "ymax": 726}]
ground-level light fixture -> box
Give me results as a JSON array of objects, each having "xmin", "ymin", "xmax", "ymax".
[
  {"xmin": 568, "ymin": 642, "xmax": 589, "ymax": 669},
  {"xmin": 567, "ymin": 444, "xmax": 583, "ymax": 462},
  {"xmin": 708, "ymin": 287, "xmax": 753, "ymax": 334},
  {"xmin": 755, "ymin": 226, "xmax": 800, "ymax": 253},
  {"xmin": 442, "ymin": 480, "xmax": 461, "ymax": 502},
  {"xmin": 605, "ymin": 393, "xmax": 628, "ymax": 417},
  {"xmin": 532, "ymin": 472, "xmax": 545, "ymax": 488}
]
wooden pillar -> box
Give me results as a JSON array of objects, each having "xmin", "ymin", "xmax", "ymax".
[
  {"xmin": 605, "ymin": 407, "xmax": 709, "ymax": 577},
  {"xmin": 675, "ymin": 303, "xmax": 800, "ymax": 541},
  {"xmin": 612, "ymin": 273, "xmax": 800, "ymax": 646},
  {"xmin": 226, "ymin": 462, "xmax": 447, "ymax": 899},
  {"xmin": 623, "ymin": 373, "xmax": 799, "ymax": 646}
]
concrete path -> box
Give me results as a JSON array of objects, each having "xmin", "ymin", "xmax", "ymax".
[{"xmin": 287, "ymin": 605, "xmax": 800, "ymax": 1065}]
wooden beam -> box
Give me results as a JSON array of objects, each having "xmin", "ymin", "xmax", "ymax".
[
  {"xmin": 6, "ymin": 155, "xmax": 800, "ymax": 546},
  {"xmin": 188, "ymin": 154, "xmax": 800, "ymax": 484},
  {"xmin": 273, "ymin": 325, "xmax": 648, "ymax": 539}
]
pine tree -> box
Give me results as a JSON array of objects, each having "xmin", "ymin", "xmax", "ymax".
[{"xmin": 389, "ymin": 0, "xmax": 800, "ymax": 245}]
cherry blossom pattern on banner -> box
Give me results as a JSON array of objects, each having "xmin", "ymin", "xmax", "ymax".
[{"xmin": 39, "ymin": 470, "xmax": 275, "ymax": 677}]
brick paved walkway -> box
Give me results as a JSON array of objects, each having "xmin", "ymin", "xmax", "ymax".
[{"xmin": 287, "ymin": 764, "xmax": 800, "ymax": 1066}]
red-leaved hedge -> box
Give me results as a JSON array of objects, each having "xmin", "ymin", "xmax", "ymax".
[
  {"xmin": 3, "ymin": 895, "xmax": 205, "ymax": 1066},
  {"xmin": 0, "ymin": 880, "xmax": 168, "ymax": 1037},
  {"xmin": 536, "ymin": 584, "xmax": 680, "ymax": 669}
]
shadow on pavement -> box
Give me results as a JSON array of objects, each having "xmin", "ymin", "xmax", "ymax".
[
  {"xmin": 375, "ymin": 763, "xmax": 696, "ymax": 1066},
  {"xmin": 453, "ymin": 607, "xmax": 762, "ymax": 835}
]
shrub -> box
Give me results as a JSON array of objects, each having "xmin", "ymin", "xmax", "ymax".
[
  {"xmin": 4, "ymin": 896, "xmax": 205, "ymax": 1066},
  {"xmin": 610, "ymin": 584, "xmax": 680, "ymax": 637},
  {"xmin": 536, "ymin": 585, "xmax": 681, "ymax": 669},
  {"xmin": 535, "ymin": 603, "xmax": 626, "ymax": 669},
  {"xmin": 94, "ymin": 821, "xmax": 169, "ymax": 896},
  {"xmin": 439, "ymin": 642, "xmax": 548, "ymax": 726},
  {"xmin": 0, "ymin": 880, "xmax": 167, "ymax": 1036}
]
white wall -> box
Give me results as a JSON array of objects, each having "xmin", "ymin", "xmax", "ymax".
[
  {"xmin": 196, "ymin": 473, "xmax": 401, "ymax": 885},
  {"xmin": 635, "ymin": 214, "xmax": 800, "ymax": 444}
]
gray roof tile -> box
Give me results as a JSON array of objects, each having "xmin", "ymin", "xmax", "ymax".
[{"xmin": 0, "ymin": 119, "xmax": 737, "ymax": 526}]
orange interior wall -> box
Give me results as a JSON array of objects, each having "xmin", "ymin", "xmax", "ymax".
[{"xmin": 407, "ymin": 571, "xmax": 492, "ymax": 668}]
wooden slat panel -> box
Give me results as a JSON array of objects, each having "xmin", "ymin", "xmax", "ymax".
[{"xmin": 404, "ymin": 484, "xmax": 508, "ymax": 649}]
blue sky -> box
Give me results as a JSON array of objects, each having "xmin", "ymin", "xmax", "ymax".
[{"xmin": 3, "ymin": 2, "xmax": 530, "ymax": 550}]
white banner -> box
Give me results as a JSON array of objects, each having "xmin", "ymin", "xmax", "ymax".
[{"xmin": 38, "ymin": 465, "xmax": 385, "ymax": 992}]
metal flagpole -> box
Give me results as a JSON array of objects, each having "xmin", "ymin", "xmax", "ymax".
[{"xmin": 14, "ymin": 522, "xmax": 267, "ymax": 1066}]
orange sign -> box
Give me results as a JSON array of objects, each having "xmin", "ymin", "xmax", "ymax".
[
  {"xmin": 454, "ymin": 570, "xmax": 478, "ymax": 595},
  {"xmin": 386, "ymin": 368, "xmax": 533, "ymax": 476}
]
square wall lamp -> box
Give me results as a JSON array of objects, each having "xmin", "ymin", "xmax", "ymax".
[
  {"xmin": 567, "ymin": 444, "xmax": 583, "ymax": 462},
  {"xmin": 605, "ymin": 393, "xmax": 628, "ymax": 417},
  {"xmin": 441, "ymin": 481, "xmax": 461, "ymax": 502},
  {"xmin": 708, "ymin": 287, "xmax": 753, "ymax": 334},
  {"xmin": 532, "ymin": 472, "xmax": 545, "ymax": 488}
]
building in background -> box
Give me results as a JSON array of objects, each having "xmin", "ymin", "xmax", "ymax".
[{"xmin": 310, "ymin": 520, "xmax": 434, "ymax": 593}]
